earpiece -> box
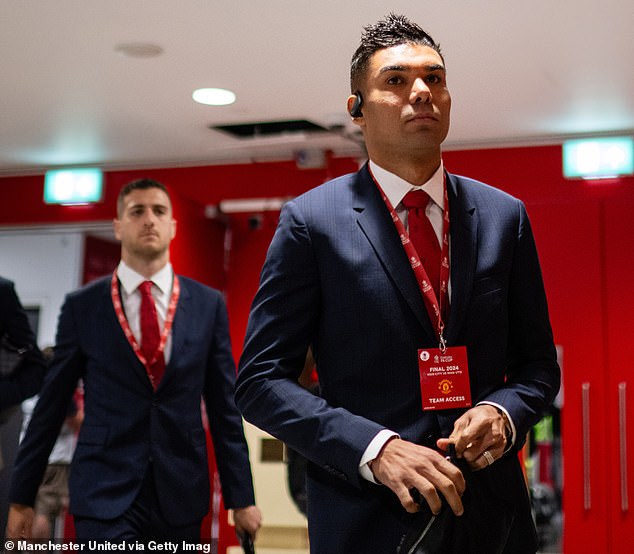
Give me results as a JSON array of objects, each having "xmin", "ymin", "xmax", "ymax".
[{"xmin": 349, "ymin": 92, "xmax": 363, "ymax": 118}]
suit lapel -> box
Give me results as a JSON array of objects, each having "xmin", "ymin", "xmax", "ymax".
[
  {"xmin": 167, "ymin": 276, "xmax": 190, "ymax": 371},
  {"xmin": 445, "ymin": 173, "xmax": 478, "ymax": 344},
  {"xmin": 353, "ymin": 166, "xmax": 437, "ymax": 339},
  {"xmin": 352, "ymin": 168, "xmax": 479, "ymax": 344},
  {"xmin": 99, "ymin": 276, "xmax": 151, "ymax": 388}
]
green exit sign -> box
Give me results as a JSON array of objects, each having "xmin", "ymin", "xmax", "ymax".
[
  {"xmin": 44, "ymin": 169, "xmax": 103, "ymax": 204},
  {"xmin": 563, "ymin": 137, "xmax": 633, "ymax": 179}
]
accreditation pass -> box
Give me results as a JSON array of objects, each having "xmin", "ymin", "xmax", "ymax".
[{"xmin": 418, "ymin": 346, "xmax": 472, "ymax": 411}]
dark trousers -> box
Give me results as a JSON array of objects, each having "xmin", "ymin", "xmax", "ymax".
[{"xmin": 73, "ymin": 466, "xmax": 202, "ymax": 541}]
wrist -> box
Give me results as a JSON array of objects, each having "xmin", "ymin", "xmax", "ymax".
[
  {"xmin": 495, "ymin": 407, "xmax": 512, "ymax": 444},
  {"xmin": 369, "ymin": 436, "xmax": 399, "ymax": 483}
]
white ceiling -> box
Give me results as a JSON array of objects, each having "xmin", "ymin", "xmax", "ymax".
[{"xmin": 1, "ymin": 0, "xmax": 632, "ymax": 175}]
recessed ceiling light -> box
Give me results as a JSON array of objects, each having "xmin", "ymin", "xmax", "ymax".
[
  {"xmin": 114, "ymin": 43, "xmax": 163, "ymax": 58},
  {"xmin": 192, "ymin": 88, "xmax": 236, "ymax": 106}
]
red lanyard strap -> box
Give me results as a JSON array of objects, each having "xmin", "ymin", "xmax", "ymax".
[
  {"xmin": 370, "ymin": 170, "xmax": 451, "ymax": 349},
  {"xmin": 111, "ymin": 272, "xmax": 180, "ymax": 372}
]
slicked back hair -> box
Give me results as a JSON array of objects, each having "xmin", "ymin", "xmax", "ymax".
[{"xmin": 350, "ymin": 13, "xmax": 444, "ymax": 92}]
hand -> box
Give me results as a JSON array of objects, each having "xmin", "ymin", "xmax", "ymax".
[
  {"xmin": 436, "ymin": 405, "xmax": 508, "ymax": 470},
  {"xmin": 370, "ymin": 437, "xmax": 465, "ymax": 516},
  {"xmin": 6, "ymin": 503, "xmax": 34, "ymax": 540},
  {"xmin": 233, "ymin": 505, "xmax": 262, "ymax": 540}
]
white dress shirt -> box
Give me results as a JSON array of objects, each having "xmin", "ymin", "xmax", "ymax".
[
  {"xmin": 116, "ymin": 261, "xmax": 174, "ymax": 363},
  {"xmin": 358, "ymin": 161, "xmax": 516, "ymax": 483},
  {"xmin": 370, "ymin": 159, "xmax": 445, "ymax": 244}
]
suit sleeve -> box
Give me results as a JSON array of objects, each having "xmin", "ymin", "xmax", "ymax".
[
  {"xmin": 9, "ymin": 293, "xmax": 83, "ymax": 506},
  {"xmin": 481, "ymin": 201, "xmax": 560, "ymax": 444},
  {"xmin": 203, "ymin": 294, "xmax": 256, "ymax": 509},
  {"xmin": 0, "ymin": 279, "xmax": 46, "ymax": 409},
  {"xmin": 236, "ymin": 201, "xmax": 386, "ymax": 489}
]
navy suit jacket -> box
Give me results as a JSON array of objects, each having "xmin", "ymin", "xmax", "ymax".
[
  {"xmin": 0, "ymin": 277, "xmax": 46, "ymax": 409},
  {"xmin": 236, "ymin": 165, "xmax": 560, "ymax": 552},
  {"xmin": 10, "ymin": 274, "xmax": 255, "ymax": 526}
]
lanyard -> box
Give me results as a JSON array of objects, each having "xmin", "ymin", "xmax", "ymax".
[
  {"xmin": 370, "ymin": 169, "xmax": 451, "ymax": 350},
  {"xmin": 111, "ymin": 271, "xmax": 180, "ymax": 373}
]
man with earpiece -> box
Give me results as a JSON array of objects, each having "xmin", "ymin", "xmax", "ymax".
[{"xmin": 236, "ymin": 13, "xmax": 559, "ymax": 554}]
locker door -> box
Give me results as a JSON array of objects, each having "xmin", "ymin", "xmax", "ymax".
[
  {"xmin": 603, "ymin": 193, "xmax": 634, "ymax": 552},
  {"xmin": 528, "ymin": 198, "xmax": 609, "ymax": 553}
]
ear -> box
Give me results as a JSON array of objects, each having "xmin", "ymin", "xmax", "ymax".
[
  {"xmin": 347, "ymin": 95, "xmax": 358, "ymax": 116},
  {"xmin": 170, "ymin": 218, "xmax": 177, "ymax": 241},
  {"xmin": 113, "ymin": 218, "xmax": 122, "ymax": 241},
  {"xmin": 347, "ymin": 95, "xmax": 364, "ymax": 129}
]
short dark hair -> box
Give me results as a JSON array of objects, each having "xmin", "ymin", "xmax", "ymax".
[
  {"xmin": 350, "ymin": 13, "xmax": 444, "ymax": 92},
  {"xmin": 117, "ymin": 178, "xmax": 171, "ymax": 217}
]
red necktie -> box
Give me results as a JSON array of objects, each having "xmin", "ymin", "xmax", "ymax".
[
  {"xmin": 402, "ymin": 190, "xmax": 441, "ymax": 299},
  {"xmin": 139, "ymin": 280, "xmax": 165, "ymax": 387}
]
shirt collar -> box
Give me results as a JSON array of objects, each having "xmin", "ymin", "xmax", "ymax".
[
  {"xmin": 117, "ymin": 261, "xmax": 174, "ymax": 296},
  {"xmin": 369, "ymin": 160, "xmax": 445, "ymax": 210}
]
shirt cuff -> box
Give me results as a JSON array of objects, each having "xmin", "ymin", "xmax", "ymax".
[
  {"xmin": 358, "ymin": 429, "xmax": 400, "ymax": 484},
  {"xmin": 477, "ymin": 401, "xmax": 517, "ymax": 451}
]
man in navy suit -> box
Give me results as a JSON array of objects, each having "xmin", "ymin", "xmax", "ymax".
[
  {"xmin": 236, "ymin": 14, "xmax": 559, "ymax": 553},
  {"xmin": 7, "ymin": 180, "xmax": 261, "ymax": 541}
]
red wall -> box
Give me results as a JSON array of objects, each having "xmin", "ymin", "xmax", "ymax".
[{"xmin": 3, "ymin": 145, "xmax": 634, "ymax": 551}]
